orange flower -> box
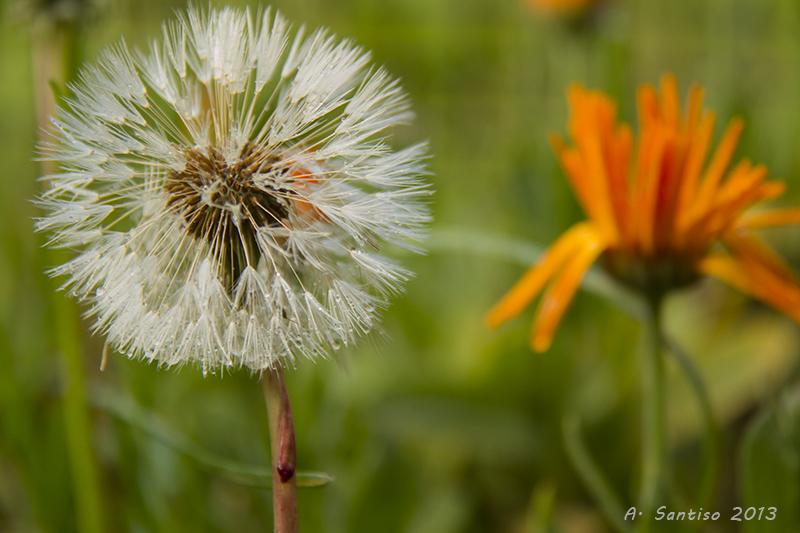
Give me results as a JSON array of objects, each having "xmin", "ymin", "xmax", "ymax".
[{"xmin": 487, "ymin": 75, "xmax": 800, "ymax": 352}]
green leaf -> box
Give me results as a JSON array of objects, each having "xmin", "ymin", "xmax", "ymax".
[
  {"xmin": 425, "ymin": 227, "xmax": 646, "ymax": 319},
  {"xmin": 739, "ymin": 384, "xmax": 800, "ymax": 533},
  {"xmin": 89, "ymin": 385, "xmax": 333, "ymax": 489}
]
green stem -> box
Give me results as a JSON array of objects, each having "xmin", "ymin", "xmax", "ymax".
[
  {"xmin": 32, "ymin": 21, "xmax": 103, "ymax": 533},
  {"xmin": 663, "ymin": 336, "xmax": 719, "ymax": 511},
  {"xmin": 638, "ymin": 294, "xmax": 665, "ymax": 531},
  {"xmin": 261, "ymin": 363, "xmax": 299, "ymax": 533},
  {"xmin": 54, "ymin": 295, "xmax": 104, "ymax": 533},
  {"xmin": 31, "ymin": 23, "xmax": 80, "ymax": 167},
  {"xmin": 562, "ymin": 414, "xmax": 632, "ymax": 533}
]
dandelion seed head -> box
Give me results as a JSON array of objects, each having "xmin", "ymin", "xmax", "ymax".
[{"xmin": 37, "ymin": 5, "xmax": 431, "ymax": 373}]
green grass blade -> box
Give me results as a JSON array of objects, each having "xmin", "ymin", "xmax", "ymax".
[
  {"xmin": 426, "ymin": 227, "xmax": 646, "ymax": 319},
  {"xmin": 89, "ymin": 385, "xmax": 333, "ymax": 489}
]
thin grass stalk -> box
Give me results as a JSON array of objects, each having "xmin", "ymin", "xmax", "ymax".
[
  {"xmin": 562, "ymin": 414, "xmax": 632, "ymax": 533},
  {"xmin": 663, "ymin": 336, "xmax": 719, "ymax": 510},
  {"xmin": 54, "ymin": 295, "xmax": 103, "ymax": 533},
  {"xmin": 32, "ymin": 23, "xmax": 104, "ymax": 533}
]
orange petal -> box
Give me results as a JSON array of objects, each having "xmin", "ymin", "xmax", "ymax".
[
  {"xmin": 723, "ymin": 232, "xmax": 800, "ymax": 287},
  {"xmin": 653, "ymin": 133, "xmax": 689, "ymax": 253},
  {"xmin": 750, "ymin": 181, "xmax": 786, "ymax": 203},
  {"xmin": 699, "ymin": 253, "xmax": 800, "ymax": 324},
  {"xmin": 485, "ymin": 223, "xmax": 600, "ymax": 329},
  {"xmin": 686, "ymin": 161, "xmax": 762, "ymax": 242},
  {"xmin": 660, "ymin": 74, "xmax": 681, "ymax": 128},
  {"xmin": 530, "ymin": 229, "xmax": 606, "ymax": 351},
  {"xmin": 610, "ymin": 124, "xmax": 634, "ymax": 247},
  {"xmin": 562, "ymin": 90, "xmax": 622, "ymax": 243},
  {"xmin": 716, "ymin": 160, "xmax": 763, "ymax": 201},
  {"xmin": 630, "ymin": 125, "xmax": 655, "ymax": 219},
  {"xmin": 554, "ymin": 143, "xmax": 599, "ymax": 223},
  {"xmin": 712, "ymin": 165, "xmax": 773, "ymax": 226},
  {"xmin": 698, "ymin": 254, "xmax": 751, "ymax": 293},
  {"xmin": 583, "ymin": 120, "xmax": 621, "ymax": 243},
  {"xmin": 675, "ymin": 112, "xmax": 716, "ymax": 237},
  {"xmin": 742, "ymin": 208, "xmax": 800, "ymax": 229},
  {"xmin": 635, "ymin": 128, "xmax": 668, "ymax": 255},
  {"xmin": 684, "ymin": 85, "xmax": 704, "ymax": 132},
  {"xmin": 552, "ymin": 133, "xmax": 593, "ymax": 211},
  {"xmin": 694, "ymin": 117, "xmax": 745, "ymax": 214},
  {"xmin": 568, "ymin": 85, "xmax": 590, "ymax": 141},
  {"xmin": 637, "ymin": 84, "xmax": 660, "ymax": 129}
]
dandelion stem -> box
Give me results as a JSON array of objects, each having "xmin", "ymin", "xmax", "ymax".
[
  {"xmin": 261, "ymin": 363, "xmax": 299, "ymax": 533},
  {"xmin": 663, "ymin": 335, "xmax": 719, "ymax": 510},
  {"xmin": 638, "ymin": 294, "xmax": 665, "ymax": 530}
]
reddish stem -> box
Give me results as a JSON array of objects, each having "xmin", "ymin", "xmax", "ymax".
[{"xmin": 261, "ymin": 363, "xmax": 299, "ymax": 533}]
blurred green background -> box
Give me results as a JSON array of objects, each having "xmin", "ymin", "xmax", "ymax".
[{"xmin": 2, "ymin": 0, "xmax": 800, "ymax": 531}]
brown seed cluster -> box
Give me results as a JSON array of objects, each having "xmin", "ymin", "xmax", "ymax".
[{"xmin": 165, "ymin": 144, "xmax": 295, "ymax": 281}]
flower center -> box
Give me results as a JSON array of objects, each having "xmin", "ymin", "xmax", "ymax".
[
  {"xmin": 165, "ymin": 144, "xmax": 294, "ymax": 284},
  {"xmin": 601, "ymin": 248, "xmax": 700, "ymax": 298}
]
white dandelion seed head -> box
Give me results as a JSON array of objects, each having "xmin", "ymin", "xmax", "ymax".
[{"xmin": 36, "ymin": 5, "xmax": 431, "ymax": 374}]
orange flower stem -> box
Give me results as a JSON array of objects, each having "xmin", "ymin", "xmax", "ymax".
[
  {"xmin": 261, "ymin": 364, "xmax": 299, "ymax": 533},
  {"xmin": 637, "ymin": 293, "xmax": 665, "ymax": 531}
]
